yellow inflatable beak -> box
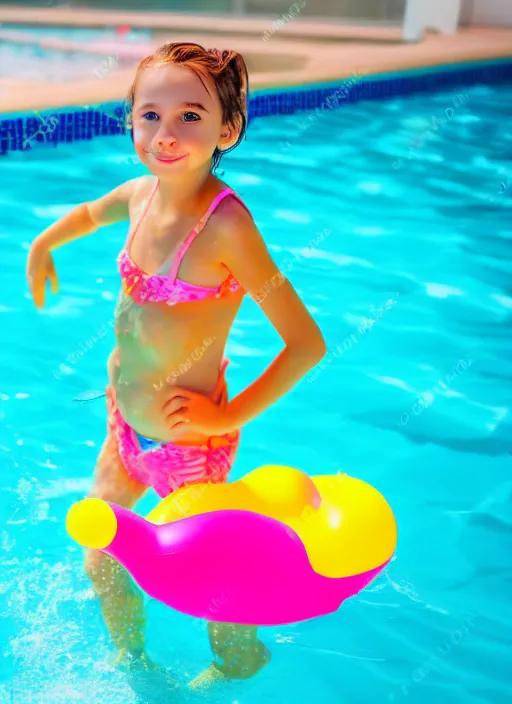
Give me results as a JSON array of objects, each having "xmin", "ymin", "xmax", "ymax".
[{"xmin": 66, "ymin": 498, "xmax": 117, "ymax": 550}]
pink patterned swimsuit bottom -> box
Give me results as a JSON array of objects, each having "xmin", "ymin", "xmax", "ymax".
[{"xmin": 106, "ymin": 362, "xmax": 240, "ymax": 498}]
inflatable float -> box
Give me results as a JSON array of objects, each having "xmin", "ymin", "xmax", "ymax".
[{"xmin": 66, "ymin": 465, "xmax": 397, "ymax": 626}]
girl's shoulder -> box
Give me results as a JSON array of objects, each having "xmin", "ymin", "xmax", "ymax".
[
  {"xmin": 210, "ymin": 182, "xmax": 254, "ymax": 229},
  {"xmin": 208, "ymin": 187, "xmax": 263, "ymax": 260},
  {"xmin": 87, "ymin": 175, "xmax": 153, "ymax": 227}
]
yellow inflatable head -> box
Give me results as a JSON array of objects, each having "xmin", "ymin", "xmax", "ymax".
[{"xmin": 147, "ymin": 465, "xmax": 397, "ymax": 579}]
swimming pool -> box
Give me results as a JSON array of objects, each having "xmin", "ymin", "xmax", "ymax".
[
  {"xmin": 0, "ymin": 40, "xmax": 111, "ymax": 82},
  {"xmin": 0, "ymin": 25, "xmax": 151, "ymax": 43},
  {"xmin": 0, "ymin": 25, "xmax": 149, "ymax": 82},
  {"xmin": 1, "ymin": 79, "xmax": 511, "ymax": 703}
]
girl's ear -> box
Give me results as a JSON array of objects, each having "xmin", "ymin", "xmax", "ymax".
[{"xmin": 218, "ymin": 125, "xmax": 237, "ymax": 152}]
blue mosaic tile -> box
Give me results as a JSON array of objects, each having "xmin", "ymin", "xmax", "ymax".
[
  {"xmin": 1, "ymin": 59, "xmax": 512, "ymax": 156},
  {"xmin": 381, "ymin": 79, "xmax": 391, "ymax": 97}
]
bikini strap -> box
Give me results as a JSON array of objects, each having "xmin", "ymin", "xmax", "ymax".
[
  {"xmin": 125, "ymin": 178, "xmax": 160, "ymax": 253},
  {"xmin": 169, "ymin": 188, "xmax": 247, "ymax": 282}
]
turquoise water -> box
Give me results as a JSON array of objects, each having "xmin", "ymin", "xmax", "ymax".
[{"xmin": 1, "ymin": 80, "xmax": 512, "ymax": 703}]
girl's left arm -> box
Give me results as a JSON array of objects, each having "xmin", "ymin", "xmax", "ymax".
[{"xmin": 216, "ymin": 205, "xmax": 327, "ymax": 432}]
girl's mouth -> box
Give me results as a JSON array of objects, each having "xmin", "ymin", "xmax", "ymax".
[{"xmin": 153, "ymin": 153, "xmax": 188, "ymax": 164}]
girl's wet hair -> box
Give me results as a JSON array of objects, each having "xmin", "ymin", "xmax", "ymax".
[{"xmin": 126, "ymin": 42, "xmax": 249, "ymax": 173}]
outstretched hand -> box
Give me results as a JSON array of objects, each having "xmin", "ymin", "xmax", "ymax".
[{"xmin": 26, "ymin": 242, "xmax": 59, "ymax": 309}]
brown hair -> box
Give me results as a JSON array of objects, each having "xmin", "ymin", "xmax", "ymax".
[{"xmin": 126, "ymin": 42, "xmax": 249, "ymax": 173}]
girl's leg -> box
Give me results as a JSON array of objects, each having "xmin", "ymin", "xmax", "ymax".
[
  {"xmin": 84, "ymin": 431, "xmax": 149, "ymax": 660},
  {"xmin": 206, "ymin": 621, "xmax": 271, "ymax": 680}
]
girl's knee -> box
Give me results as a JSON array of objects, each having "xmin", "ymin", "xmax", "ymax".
[
  {"xmin": 207, "ymin": 623, "xmax": 269, "ymax": 680},
  {"xmin": 212, "ymin": 640, "xmax": 270, "ymax": 680}
]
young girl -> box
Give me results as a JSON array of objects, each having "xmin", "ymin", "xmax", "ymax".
[{"xmin": 26, "ymin": 42, "xmax": 326, "ymax": 684}]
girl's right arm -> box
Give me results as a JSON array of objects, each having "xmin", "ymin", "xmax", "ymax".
[{"xmin": 26, "ymin": 177, "xmax": 142, "ymax": 308}]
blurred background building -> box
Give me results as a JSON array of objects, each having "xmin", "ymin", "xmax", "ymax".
[{"xmin": 1, "ymin": 1, "xmax": 510, "ymax": 35}]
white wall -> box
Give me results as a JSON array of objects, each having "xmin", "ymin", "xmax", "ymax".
[
  {"xmin": 402, "ymin": 0, "xmax": 462, "ymax": 40},
  {"xmin": 461, "ymin": 0, "xmax": 512, "ymax": 27}
]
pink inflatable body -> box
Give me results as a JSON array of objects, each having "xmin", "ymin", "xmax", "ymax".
[
  {"xmin": 67, "ymin": 466, "xmax": 397, "ymax": 626},
  {"xmin": 106, "ymin": 505, "xmax": 387, "ymax": 626}
]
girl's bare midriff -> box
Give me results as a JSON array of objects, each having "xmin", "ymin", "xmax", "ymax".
[{"xmin": 108, "ymin": 290, "xmax": 243, "ymax": 444}]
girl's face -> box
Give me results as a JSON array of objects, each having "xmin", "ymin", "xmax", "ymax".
[{"xmin": 131, "ymin": 63, "xmax": 233, "ymax": 175}]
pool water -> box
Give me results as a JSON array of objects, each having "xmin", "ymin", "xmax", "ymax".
[{"xmin": 1, "ymin": 80, "xmax": 512, "ymax": 704}]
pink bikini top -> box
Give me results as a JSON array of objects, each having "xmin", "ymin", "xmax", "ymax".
[{"xmin": 117, "ymin": 179, "xmax": 248, "ymax": 306}]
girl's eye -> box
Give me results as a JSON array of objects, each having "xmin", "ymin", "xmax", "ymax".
[
  {"xmin": 142, "ymin": 111, "xmax": 159, "ymax": 121},
  {"xmin": 181, "ymin": 112, "xmax": 200, "ymax": 122}
]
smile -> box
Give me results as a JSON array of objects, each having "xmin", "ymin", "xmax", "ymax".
[{"xmin": 154, "ymin": 153, "xmax": 188, "ymax": 164}]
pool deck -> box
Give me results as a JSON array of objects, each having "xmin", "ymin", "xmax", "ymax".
[{"xmin": 0, "ymin": 5, "xmax": 512, "ymax": 114}]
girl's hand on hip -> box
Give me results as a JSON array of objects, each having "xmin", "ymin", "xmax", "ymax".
[
  {"xmin": 26, "ymin": 242, "xmax": 59, "ymax": 309},
  {"xmin": 162, "ymin": 386, "xmax": 231, "ymax": 437}
]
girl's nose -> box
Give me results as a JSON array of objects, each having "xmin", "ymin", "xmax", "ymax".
[{"xmin": 156, "ymin": 135, "xmax": 177, "ymax": 150}]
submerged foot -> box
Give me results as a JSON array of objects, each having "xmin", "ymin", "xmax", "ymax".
[
  {"xmin": 187, "ymin": 664, "xmax": 226, "ymax": 691},
  {"xmin": 115, "ymin": 649, "xmax": 178, "ymax": 701},
  {"xmin": 114, "ymin": 649, "xmax": 161, "ymax": 672},
  {"xmin": 188, "ymin": 641, "xmax": 271, "ymax": 690}
]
